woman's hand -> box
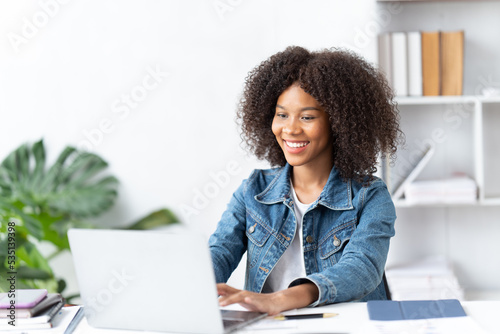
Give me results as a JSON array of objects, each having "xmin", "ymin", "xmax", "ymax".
[{"xmin": 217, "ymin": 282, "xmax": 319, "ymax": 316}]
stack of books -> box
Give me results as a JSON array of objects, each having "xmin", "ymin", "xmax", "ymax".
[
  {"xmin": 0, "ymin": 289, "xmax": 64, "ymax": 330},
  {"xmin": 386, "ymin": 256, "xmax": 465, "ymax": 301},
  {"xmin": 378, "ymin": 30, "xmax": 464, "ymax": 97},
  {"xmin": 404, "ymin": 174, "xmax": 477, "ymax": 205}
]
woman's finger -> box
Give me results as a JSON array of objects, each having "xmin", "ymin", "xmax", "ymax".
[{"xmin": 217, "ymin": 283, "xmax": 238, "ymax": 296}]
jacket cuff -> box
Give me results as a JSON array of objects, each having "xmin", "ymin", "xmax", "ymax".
[{"xmin": 288, "ymin": 273, "xmax": 336, "ymax": 307}]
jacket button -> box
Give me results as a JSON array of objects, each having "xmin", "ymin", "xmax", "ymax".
[
  {"xmin": 248, "ymin": 225, "xmax": 255, "ymax": 233},
  {"xmin": 333, "ymin": 235, "xmax": 341, "ymax": 247},
  {"xmin": 306, "ymin": 236, "xmax": 314, "ymax": 243}
]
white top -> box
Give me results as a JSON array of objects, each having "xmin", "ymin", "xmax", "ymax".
[{"xmin": 262, "ymin": 181, "xmax": 308, "ymax": 293}]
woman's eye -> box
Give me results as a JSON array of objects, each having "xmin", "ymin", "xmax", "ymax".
[
  {"xmin": 302, "ymin": 116, "xmax": 315, "ymax": 121},
  {"xmin": 275, "ymin": 113, "xmax": 287, "ymax": 119}
]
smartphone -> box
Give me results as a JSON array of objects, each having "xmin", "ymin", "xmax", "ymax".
[{"xmin": 0, "ymin": 289, "xmax": 48, "ymax": 308}]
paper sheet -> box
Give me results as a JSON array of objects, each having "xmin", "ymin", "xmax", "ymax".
[{"xmin": 354, "ymin": 316, "xmax": 488, "ymax": 334}]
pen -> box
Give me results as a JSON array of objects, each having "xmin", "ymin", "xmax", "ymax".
[{"xmin": 274, "ymin": 313, "xmax": 338, "ymax": 320}]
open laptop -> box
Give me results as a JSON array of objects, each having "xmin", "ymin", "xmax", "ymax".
[{"xmin": 68, "ymin": 228, "xmax": 266, "ymax": 333}]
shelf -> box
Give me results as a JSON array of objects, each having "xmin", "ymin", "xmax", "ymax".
[
  {"xmin": 394, "ymin": 197, "xmax": 500, "ymax": 207},
  {"xmin": 479, "ymin": 96, "xmax": 500, "ymax": 104},
  {"xmin": 481, "ymin": 198, "xmax": 500, "ymax": 206},
  {"xmin": 465, "ymin": 289, "xmax": 500, "ymax": 301},
  {"xmin": 395, "ymin": 95, "xmax": 479, "ymax": 105},
  {"xmin": 377, "ymin": 0, "xmax": 500, "ymax": 2},
  {"xmin": 394, "ymin": 199, "xmax": 478, "ymax": 208}
]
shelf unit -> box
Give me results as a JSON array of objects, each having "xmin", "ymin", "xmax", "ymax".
[
  {"xmin": 391, "ymin": 96, "xmax": 500, "ymax": 207},
  {"xmin": 377, "ymin": 0, "xmax": 500, "ymax": 299},
  {"xmin": 375, "ymin": 0, "xmax": 500, "ymax": 208}
]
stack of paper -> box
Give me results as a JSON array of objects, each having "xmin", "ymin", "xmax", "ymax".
[
  {"xmin": 386, "ymin": 256, "xmax": 465, "ymax": 301},
  {"xmin": 404, "ymin": 175, "xmax": 477, "ymax": 205}
]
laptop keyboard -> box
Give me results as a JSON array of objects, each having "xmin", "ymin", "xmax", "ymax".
[{"xmin": 221, "ymin": 309, "xmax": 266, "ymax": 331}]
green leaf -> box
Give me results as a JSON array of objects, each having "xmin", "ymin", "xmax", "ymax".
[
  {"xmin": 30, "ymin": 139, "xmax": 46, "ymax": 193},
  {"xmin": 17, "ymin": 266, "xmax": 53, "ymax": 280},
  {"xmin": 126, "ymin": 209, "xmax": 179, "ymax": 230},
  {"xmin": 17, "ymin": 143, "xmax": 31, "ymax": 189},
  {"xmin": 68, "ymin": 153, "xmax": 109, "ymax": 187},
  {"xmin": 0, "ymin": 139, "xmax": 120, "ymax": 297},
  {"xmin": 0, "ymin": 202, "xmax": 43, "ymax": 240},
  {"xmin": 39, "ymin": 146, "xmax": 76, "ymax": 193},
  {"xmin": 38, "ymin": 212, "xmax": 70, "ymax": 250},
  {"xmin": 57, "ymin": 278, "xmax": 67, "ymax": 294}
]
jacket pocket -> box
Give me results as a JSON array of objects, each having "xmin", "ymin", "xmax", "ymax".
[
  {"xmin": 246, "ymin": 210, "xmax": 272, "ymax": 268},
  {"xmin": 246, "ymin": 210, "xmax": 272, "ymax": 246},
  {"xmin": 318, "ymin": 219, "xmax": 356, "ymax": 260}
]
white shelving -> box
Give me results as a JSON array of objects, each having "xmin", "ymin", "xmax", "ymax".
[
  {"xmin": 390, "ymin": 96, "xmax": 500, "ymax": 207},
  {"xmin": 377, "ymin": 0, "xmax": 500, "ymax": 301}
]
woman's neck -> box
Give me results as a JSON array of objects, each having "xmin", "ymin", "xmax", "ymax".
[{"xmin": 291, "ymin": 161, "xmax": 333, "ymax": 204}]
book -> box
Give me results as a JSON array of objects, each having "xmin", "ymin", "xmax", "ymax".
[
  {"xmin": 441, "ymin": 30, "xmax": 464, "ymax": 96},
  {"xmin": 391, "ymin": 32, "xmax": 408, "ymax": 96},
  {"xmin": 407, "ymin": 31, "xmax": 423, "ymax": 96},
  {"xmin": 0, "ymin": 300, "xmax": 64, "ymax": 329},
  {"xmin": 386, "ymin": 256, "xmax": 465, "ymax": 301},
  {"xmin": 367, "ymin": 299, "xmax": 466, "ymax": 321},
  {"xmin": 421, "ymin": 31, "xmax": 441, "ymax": 96},
  {"xmin": 0, "ymin": 289, "xmax": 47, "ymax": 308},
  {"xmin": 0, "ymin": 293, "xmax": 63, "ymax": 318},
  {"xmin": 377, "ymin": 32, "xmax": 393, "ymax": 87}
]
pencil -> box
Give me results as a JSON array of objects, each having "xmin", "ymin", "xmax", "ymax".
[{"xmin": 274, "ymin": 313, "xmax": 338, "ymax": 320}]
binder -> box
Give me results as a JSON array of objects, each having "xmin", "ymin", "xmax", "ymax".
[
  {"xmin": 441, "ymin": 31, "xmax": 464, "ymax": 96},
  {"xmin": 391, "ymin": 32, "xmax": 408, "ymax": 96},
  {"xmin": 421, "ymin": 31, "xmax": 441, "ymax": 96},
  {"xmin": 407, "ymin": 31, "xmax": 423, "ymax": 96}
]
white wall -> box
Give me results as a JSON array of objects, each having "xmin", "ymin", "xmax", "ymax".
[{"xmin": 1, "ymin": 0, "xmax": 389, "ymax": 297}]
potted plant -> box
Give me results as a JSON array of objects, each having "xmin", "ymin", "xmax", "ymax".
[{"xmin": 0, "ymin": 139, "xmax": 177, "ymax": 300}]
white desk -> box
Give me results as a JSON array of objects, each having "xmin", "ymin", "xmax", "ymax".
[{"xmin": 73, "ymin": 301, "xmax": 500, "ymax": 334}]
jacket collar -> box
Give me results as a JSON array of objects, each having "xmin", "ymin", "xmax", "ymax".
[{"xmin": 255, "ymin": 163, "xmax": 353, "ymax": 210}]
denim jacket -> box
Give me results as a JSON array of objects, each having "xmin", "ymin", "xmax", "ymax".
[{"xmin": 209, "ymin": 163, "xmax": 396, "ymax": 306}]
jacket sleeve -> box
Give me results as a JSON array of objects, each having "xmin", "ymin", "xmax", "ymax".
[
  {"xmin": 290, "ymin": 179, "xmax": 396, "ymax": 306},
  {"xmin": 208, "ymin": 176, "xmax": 250, "ymax": 284}
]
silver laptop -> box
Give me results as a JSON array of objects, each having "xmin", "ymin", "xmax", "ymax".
[{"xmin": 68, "ymin": 228, "xmax": 266, "ymax": 333}]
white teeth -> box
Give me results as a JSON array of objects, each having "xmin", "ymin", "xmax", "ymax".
[{"xmin": 285, "ymin": 141, "xmax": 309, "ymax": 148}]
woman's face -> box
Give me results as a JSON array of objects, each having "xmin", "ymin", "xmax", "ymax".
[{"xmin": 272, "ymin": 84, "xmax": 333, "ymax": 169}]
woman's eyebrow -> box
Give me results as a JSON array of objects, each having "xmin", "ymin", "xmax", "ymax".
[{"xmin": 275, "ymin": 104, "xmax": 321, "ymax": 112}]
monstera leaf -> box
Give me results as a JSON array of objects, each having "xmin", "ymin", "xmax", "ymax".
[
  {"xmin": 0, "ymin": 140, "xmax": 118, "ymax": 236},
  {"xmin": 0, "ymin": 139, "xmax": 118, "ymax": 293}
]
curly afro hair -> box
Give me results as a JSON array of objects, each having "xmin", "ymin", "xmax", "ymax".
[{"xmin": 237, "ymin": 46, "xmax": 403, "ymax": 182}]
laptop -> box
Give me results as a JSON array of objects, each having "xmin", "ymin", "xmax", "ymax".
[{"xmin": 68, "ymin": 228, "xmax": 266, "ymax": 333}]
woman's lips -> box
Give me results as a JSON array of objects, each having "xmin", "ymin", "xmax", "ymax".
[{"xmin": 284, "ymin": 140, "xmax": 309, "ymax": 154}]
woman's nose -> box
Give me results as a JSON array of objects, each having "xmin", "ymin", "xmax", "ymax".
[{"xmin": 283, "ymin": 118, "xmax": 301, "ymax": 135}]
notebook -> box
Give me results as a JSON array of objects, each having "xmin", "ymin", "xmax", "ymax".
[
  {"xmin": 68, "ymin": 228, "xmax": 266, "ymax": 334},
  {"xmin": 367, "ymin": 299, "xmax": 467, "ymax": 321}
]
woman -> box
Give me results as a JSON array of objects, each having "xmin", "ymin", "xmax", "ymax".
[{"xmin": 209, "ymin": 46, "xmax": 403, "ymax": 316}]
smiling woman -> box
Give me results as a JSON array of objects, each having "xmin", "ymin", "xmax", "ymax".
[{"xmin": 208, "ymin": 46, "xmax": 404, "ymax": 316}]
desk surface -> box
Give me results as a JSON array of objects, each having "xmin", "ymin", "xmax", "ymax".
[{"xmin": 73, "ymin": 301, "xmax": 500, "ymax": 334}]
